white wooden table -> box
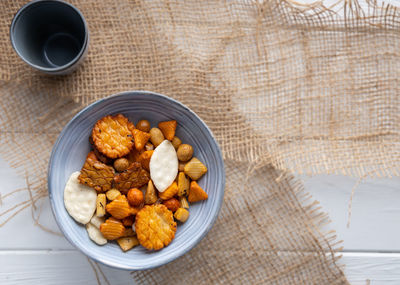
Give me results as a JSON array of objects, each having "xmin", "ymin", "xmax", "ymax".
[{"xmin": 1, "ymin": 156, "xmax": 399, "ymax": 284}]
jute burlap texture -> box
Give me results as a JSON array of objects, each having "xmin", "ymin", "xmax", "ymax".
[{"xmin": 1, "ymin": 0, "xmax": 399, "ymax": 283}]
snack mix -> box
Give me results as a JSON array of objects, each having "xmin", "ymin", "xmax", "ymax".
[{"xmin": 64, "ymin": 114, "xmax": 208, "ymax": 251}]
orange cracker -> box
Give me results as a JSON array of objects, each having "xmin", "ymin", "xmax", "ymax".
[
  {"xmin": 113, "ymin": 162, "xmax": 150, "ymax": 194},
  {"xmin": 92, "ymin": 114, "xmax": 135, "ymax": 159},
  {"xmin": 158, "ymin": 120, "xmax": 177, "ymax": 141},
  {"xmin": 78, "ymin": 151, "xmax": 115, "ymax": 192},
  {"xmin": 132, "ymin": 129, "xmax": 151, "ymax": 151},
  {"xmin": 188, "ymin": 181, "xmax": 208, "ymax": 203},
  {"xmin": 135, "ymin": 204, "xmax": 177, "ymax": 250}
]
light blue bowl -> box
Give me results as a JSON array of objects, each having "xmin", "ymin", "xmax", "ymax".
[{"xmin": 48, "ymin": 91, "xmax": 225, "ymax": 270}]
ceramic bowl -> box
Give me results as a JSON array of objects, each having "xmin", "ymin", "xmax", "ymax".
[{"xmin": 48, "ymin": 91, "xmax": 225, "ymax": 270}]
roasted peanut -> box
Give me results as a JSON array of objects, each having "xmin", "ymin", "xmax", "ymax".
[
  {"xmin": 136, "ymin": 119, "xmax": 151, "ymax": 132},
  {"xmin": 171, "ymin": 136, "xmax": 182, "ymax": 150},
  {"xmin": 113, "ymin": 158, "xmax": 130, "ymax": 172},
  {"xmin": 177, "ymin": 144, "xmax": 193, "ymax": 162},
  {"xmin": 149, "ymin": 128, "xmax": 164, "ymax": 147},
  {"xmin": 163, "ymin": 198, "xmax": 180, "ymax": 212},
  {"xmin": 127, "ymin": 188, "xmax": 144, "ymax": 206}
]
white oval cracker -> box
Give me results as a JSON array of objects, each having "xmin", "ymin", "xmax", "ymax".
[
  {"xmin": 64, "ymin": 171, "xmax": 97, "ymax": 224},
  {"xmin": 149, "ymin": 140, "xmax": 178, "ymax": 192},
  {"xmin": 90, "ymin": 215, "xmax": 105, "ymax": 229},
  {"xmin": 86, "ymin": 222, "xmax": 107, "ymax": 245}
]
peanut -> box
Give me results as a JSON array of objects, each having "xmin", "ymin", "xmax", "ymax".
[
  {"xmin": 177, "ymin": 144, "xmax": 193, "ymax": 162},
  {"xmin": 163, "ymin": 198, "xmax": 180, "ymax": 212},
  {"xmin": 113, "ymin": 158, "xmax": 130, "ymax": 172},
  {"xmin": 171, "ymin": 136, "xmax": 182, "ymax": 150},
  {"xmin": 149, "ymin": 128, "xmax": 164, "ymax": 147},
  {"xmin": 127, "ymin": 188, "xmax": 144, "ymax": 206},
  {"xmin": 136, "ymin": 119, "xmax": 151, "ymax": 132}
]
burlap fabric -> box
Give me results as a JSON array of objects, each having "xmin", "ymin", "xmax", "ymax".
[{"xmin": 1, "ymin": 0, "xmax": 399, "ymax": 283}]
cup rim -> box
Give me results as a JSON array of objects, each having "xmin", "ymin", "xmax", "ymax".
[{"xmin": 10, "ymin": 0, "xmax": 89, "ymax": 73}]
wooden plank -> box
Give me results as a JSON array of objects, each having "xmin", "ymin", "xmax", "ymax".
[
  {"xmin": 0, "ymin": 157, "xmax": 73, "ymax": 249},
  {"xmin": 0, "ymin": 250, "xmax": 399, "ymax": 284},
  {"xmin": 0, "ymin": 250, "xmax": 132, "ymax": 285},
  {"xmin": 304, "ymin": 174, "xmax": 400, "ymax": 252},
  {"xmin": 342, "ymin": 252, "xmax": 400, "ymax": 284}
]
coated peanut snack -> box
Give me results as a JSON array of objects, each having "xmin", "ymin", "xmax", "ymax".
[{"xmin": 63, "ymin": 114, "xmax": 209, "ymax": 252}]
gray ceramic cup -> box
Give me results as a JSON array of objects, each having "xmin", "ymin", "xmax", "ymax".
[{"xmin": 10, "ymin": 0, "xmax": 89, "ymax": 75}]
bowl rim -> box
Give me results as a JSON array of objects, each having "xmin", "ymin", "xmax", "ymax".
[{"xmin": 47, "ymin": 90, "xmax": 225, "ymax": 270}]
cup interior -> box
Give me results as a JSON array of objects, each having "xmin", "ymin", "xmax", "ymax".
[{"xmin": 11, "ymin": 1, "xmax": 87, "ymax": 71}]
